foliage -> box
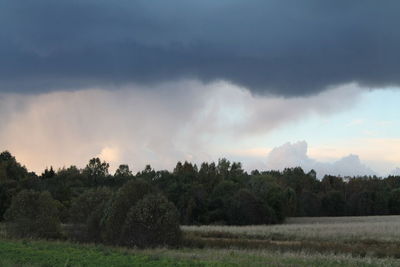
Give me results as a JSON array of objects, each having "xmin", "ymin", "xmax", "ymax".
[
  {"xmin": 102, "ymin": 179, "xmax": 155, "ymax": 244},
  {"xmin": 68, "ymin": 187, "xmax": 113, "ymax": 242},
  {"xmin": 114, "ymin": 164, "xmax": 133, "ymax": 178},
  {"xmin": 2, "ymin": 150, "xmax": 400, "ymax": 230},
  {"xmin": 121, "ymin": 194, "xmax": 182, "ymax": 248},
  {"xmin": 388, "ymin": 188, "xmax": 400, "ymax": 214},
  {"xmin": 83, "ymin": 157, "xmax": 110, "ymax": 186},
  {"xmin": 4, "ymin": 190, "xmax": 61, "ymax": 238}
]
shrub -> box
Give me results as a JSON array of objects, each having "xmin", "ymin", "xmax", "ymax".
[
  {"xmin": 102, "ymin": 179, "xmax": 154, "ymax": 244},
  {"xmin": 4, "ymin": 190, "xmax": 61, "ymax": 238},
  {"xmin": 121, "ymin": 193, "xmax": 181, "ymax": 248},
  {"xmin": 68, "ymin": 188, "xmax": 113, "ymax": 242}
]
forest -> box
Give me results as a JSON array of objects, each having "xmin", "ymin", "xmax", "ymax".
[{"xmin": 1, "ymin": 150, "xmax": 400, "ymax": 247}]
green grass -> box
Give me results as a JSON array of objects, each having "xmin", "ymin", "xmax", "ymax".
[
  {"xmin": 0, "ymin": 239, "xmax": 399, "ymax": 267},
  {"xmin": 0, "ymin": 239, "xmax": 208, "ymax": 267}
]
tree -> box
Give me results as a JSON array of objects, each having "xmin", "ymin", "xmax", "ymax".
[
  {"xmin": 229, "ymin": 162, "xmax": 245, "ymax": 182},
  {"xmin": 229, "ymin": 189, "xmax": 275, "ymax": 225},
  {"xmin": 68, "ymin": 187, "xmax": 113, "ymax": 242},
  {"xmin": 321, "ymin": 191, "xmax": 345, "ymax": 216},
  {"xmin": 4, "ymin": 190, "xmax": 61, "ymax": 238},
  {"xmin": 83, "ymin": 158, "xmax": 110, "ymax": 186},
  {"xmin": 348, "ymin": 191, "xmax": 376, "ymax": 216},
  {"xmin": 283, "ymin": 187, "xmax": 297, "ymax": 217},
  {"xmin": 137, "ymin": 164, "xmax": 156, "ymax": 182},
  {"xmin": 41, "ymin": 167, "xmax": 56, "ymax": 179},
  {"xmin": 0, "ymin": 151, "xmax": 30, "ymax": 182},
  {"xmin": 0, "ymin": 181, "xmax": 17, "ymax": 221},
  {"xmin": 217, "ymin": 158, "xmax": 231, "ymax": 180},
  {"xmin": 389, "ymin": 188, "xmax": 400, "ymax": 214},
  {"xmin": 102, "ymin": 179, "xmax": 154, "ymax": 244},
  {"xmin": 248, "ymin": 175, "xmax": 286, "ymax": 222},
  {"xmin": 121, "ymin": 194, "xmax": 181, "ymax": 248},
  {"xmin": 173, "ymin": 161, "xmax": 197, "ymax": 184},
  {"xmin": 114, "ymin": 164, "xmax": 133, "ymax": 178},
  {"xmin": 298, "ymin": 191, "xmax": 320, "ymax": 217},
  {"xmin": 208, "ymin": 180, "xmax": 238, "ymax": 224}
]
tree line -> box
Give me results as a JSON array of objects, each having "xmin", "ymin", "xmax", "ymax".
[{"xmin": 1, "ymin": 150, "xmax": 400, "ymax": 246}]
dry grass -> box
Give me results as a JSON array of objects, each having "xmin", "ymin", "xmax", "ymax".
[
  {"xmin": 183, "ymin": 215, "xmax": 400, "ymax": 242},
  {"xmin": 285, "ymin": 215, "xmax": 400, "ymax": 224},
  {"xmin": 182, "ymin": 216, "xmax": 400, "ymax": 258},
  {"xmin": 139, "ymin": 247, "xmax": 400, "ymax": 266}
]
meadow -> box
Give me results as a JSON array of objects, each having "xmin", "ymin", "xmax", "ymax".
[
  {"xmin": 183, "ymin": 215, "xmax": 400, "ymax": 242},
  {"xmin": 183, "ymin": 215, "xmax": 400, "ymax": 259},
  {"xmin": 0, "ymin": 239, "xmax": 399, "ymax": 267},
  {"xmin": 2, "ymin": 216, "xmax": 400, "ymax": 266}
]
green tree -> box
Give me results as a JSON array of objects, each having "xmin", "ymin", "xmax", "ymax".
[
  {"xmin": 208, "ymin": 180, "xmax": 238, "ymax": 224},
  {"xmin": 229, "ymin": 189, "xmax": 275, "ymax": 225},
  {"xmin": 298, "ymin": 191, "xmax": 320, "ymax": 216},
  {"xmin": 4, "ymin": 190, "xmax": 61, "ymax": 238},
  {"xmin": 68, "ymin": 188, "xmax": 113, "ymax": 242},
  {"xmin": 41, "ymin": 167, "xmax": 56, "ymax": 179},
  {"xmin": 0, "ymin": 151, "xmax": 30, "ymax": 182},
  {"xmin": 389, "ymin": 188, "xmax": 400, "ymax": 214},
  {"xmin": 321, "ymin": 191, "xmax": 345, "ymax": 216},
  {"xmin": 114, "ymin": 164, "xmax": 133, "ymax": 178},
  {"xmin": 121, "ymin": 194, "xmax": 181, "ymax": 248},
  {"xmin": 102, "ymin": 179, "xmax": 154, "ymax": 244},
  {"xmin": 84, "ymin": 158, "xmax": 110, "ymax": 186}
]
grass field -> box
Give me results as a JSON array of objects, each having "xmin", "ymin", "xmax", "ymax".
[
  {"xmin": 0, "ymin": 239, "xmax": 399, "ymax": 267},
  {"xmin": 1, "ymin": 216, "xmax": 400, "ymax": 266}
]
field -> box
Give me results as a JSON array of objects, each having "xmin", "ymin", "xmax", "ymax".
[
  {"xmin": 183, "ymin": 215, "xmax": 400, "ymax": 242},
  {"xmin": 1, "ymin": 216, "xmax": 400, "ymax": 266},
  {"xmin": 183, "ymin": 215, "xmax": 400, "ymax": 258}
]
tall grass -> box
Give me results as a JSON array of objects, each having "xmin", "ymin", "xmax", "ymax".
[{"xmin": 183, "ymin": 215, "xmax": 400, "ymax": 242}]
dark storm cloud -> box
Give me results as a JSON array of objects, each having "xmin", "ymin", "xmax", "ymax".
[{"xmin": 1, "ymin": 0, "xmax": 399, "ymax": 96}]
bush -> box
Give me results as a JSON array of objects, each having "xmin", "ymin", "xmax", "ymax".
[
  {"xmin": 68, "ymin": 188, "xmax": 113, "ymax": 242},
  {"xmin": 102, "ymin": 179, "xmax": 154, "ymax": 244},
  {"xmin": 121, "ymin": 194, "xmax": 181, "ymax": 248},
  {"xmin": 4, "ymin": 190, "xmax": 61, "ymax": 238}
]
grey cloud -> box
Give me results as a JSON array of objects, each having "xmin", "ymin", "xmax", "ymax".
[
  {"xmin": 1, "ymin": 0, "xmax": 400, "ymax": 95},
  {"xmin": 0, "ymin": 82, "xmax": 393, "ymax": 175},
  {"xmin": 0, "ymin": 81, "xmax": 213, "ymax": 173}
]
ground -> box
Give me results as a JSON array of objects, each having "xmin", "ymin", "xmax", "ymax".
[{"xmin": 1, "ymin": 216, "xmax": 400, "ymax": 266}]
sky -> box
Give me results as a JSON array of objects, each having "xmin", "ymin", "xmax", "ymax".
[{"xmin": 0, "ymin": 1, "xmax": 399, "ymax": 177}]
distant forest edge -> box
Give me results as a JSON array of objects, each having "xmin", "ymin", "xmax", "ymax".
[{"xmin": 1, "ymin": 150, "xmax": 400, "ymax": 227}]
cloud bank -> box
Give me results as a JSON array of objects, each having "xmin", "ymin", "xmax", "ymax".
[
  {"xmin": 1, "ymin": 0, "xmax": 400, "ymax": 95},
  {"xmin": 0, "ymin": 81, "xmax": 365, "ymax": 173},
  {"xmin": 266, "ymin": 141, "xmax": 376, "ymax": 178}
]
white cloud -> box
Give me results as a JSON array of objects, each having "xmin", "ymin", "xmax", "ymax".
[
  {"xmin": 390, "ymin": 168, "xmax": 400, "ymax": 176},
  {"xmin": 266, "ymin": 141, "xmax": 376, "ymax": 178},
  {"xmin": 308, "ymin": 138, "xmax": 400, "ymax": 176}
]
